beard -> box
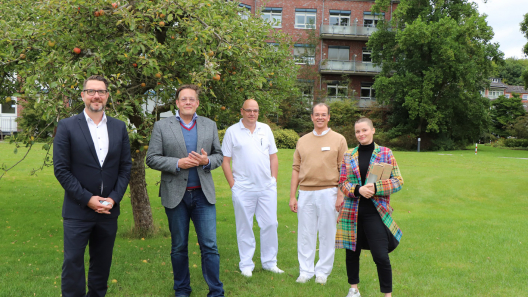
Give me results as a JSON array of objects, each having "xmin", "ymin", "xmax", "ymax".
[{"xmin": 87, "ymin": 101, "xmax": 105, "ymax": 112}]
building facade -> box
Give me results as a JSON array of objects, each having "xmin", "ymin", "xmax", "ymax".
[{"xmin": 239, "ymin": 0, "xmax": 399, "ymax": 107}]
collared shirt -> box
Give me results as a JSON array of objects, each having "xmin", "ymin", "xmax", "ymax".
[
  {"xmin": 84, "ymin": 110, "xmax": 109, "ymax": 167},
  {"xmin": 175, "ymin": 110, "xmax": 198, "ymax": 129},
  {"xmin": 222, "ymin": 119, "xmax": 278, "ymax": 191},
  {"xmin": 313, "ymin": 128, "xmax": 331, "ymax": 136},
  {"xmin": 174, "ymin": 110, "xmax": 210, "ymax": 170}
]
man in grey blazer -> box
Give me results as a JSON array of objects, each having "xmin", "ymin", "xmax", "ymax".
[{"xmin": 146, "ymin": 84, "xmax": 224, "ymax": 297}]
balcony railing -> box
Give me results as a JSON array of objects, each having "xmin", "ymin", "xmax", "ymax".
[
  {"xmin": 0, "ymin": 115, "xmax": 18, "ymax": 133},
  {"xmin": 319, "ymin": 60, "xmax": 381, "ymax": 75},
  {"xmin": 320, "ymin": 24, "xmax": 378, "ymax": 40}
]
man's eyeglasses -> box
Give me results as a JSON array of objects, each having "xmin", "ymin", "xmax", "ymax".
[
  {"xmin": 83, "ymin": 89, "xmax": 109, "ymax": 96},
  {"xmin": 242, "ymin": 108, "xmax": 259, "ymax": 113},
  {"xmin": 179, "ymin": 97, "xmax": 197, "ymax": 103}
]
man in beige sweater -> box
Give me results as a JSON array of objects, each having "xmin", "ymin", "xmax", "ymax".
[{"xmin": 289, "ymin": 103, "xmax": 348, "ymax": 285}]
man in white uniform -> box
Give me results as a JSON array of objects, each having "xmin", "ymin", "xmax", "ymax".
[{"xmin": 221, "ymin": 99, "xmax": 284, "ymax": 277}]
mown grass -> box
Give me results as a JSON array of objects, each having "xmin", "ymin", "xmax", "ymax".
[{"xmin": 0, "ymin": 143, "xmax": 527, "ymax": 296}]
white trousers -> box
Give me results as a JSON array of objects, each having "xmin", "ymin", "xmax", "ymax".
[
  {"xmin": 231, "ymin": 184, "xmax": 278, "ymax": 271},
  {"xmin": 297, "ymin": 187, "xmax": 338, "ymax": 278}
]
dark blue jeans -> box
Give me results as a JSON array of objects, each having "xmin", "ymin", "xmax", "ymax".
[{"xmin": 165, "ymin": 188, "xmax": 224, "ymax": 297}]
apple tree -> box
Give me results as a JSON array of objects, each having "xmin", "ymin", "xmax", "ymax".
[{"xmin": 0, "ymin": 0, "xmax": 298, "ymax": 235}]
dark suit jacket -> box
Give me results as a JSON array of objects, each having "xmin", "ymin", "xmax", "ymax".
[
  {"xmin": 53, "ymin": 112, "xmax": 132, "ymax": 220},
  {"xmin": 146, "ymin": 116, "xmax": 222, "ymax": 209}
]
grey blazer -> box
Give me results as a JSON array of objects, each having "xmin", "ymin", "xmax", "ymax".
[{"xmin": 146, "ymin": 116, "xmax": 223, "ymax": 209}]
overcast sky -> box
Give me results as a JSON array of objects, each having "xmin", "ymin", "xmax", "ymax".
[{"xmin": 470, "ymin": 0, "xmax": 528, "ymax": 59}]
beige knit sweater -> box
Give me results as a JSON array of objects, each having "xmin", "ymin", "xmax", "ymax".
[{"xmin": 292, "ymin": 130, "xmax": 348, "ymax": 191}]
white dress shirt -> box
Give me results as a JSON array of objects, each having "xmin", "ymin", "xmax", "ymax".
[{"xmin": 84, "ymin": 110, "xmax": 109, "ymax": 167}]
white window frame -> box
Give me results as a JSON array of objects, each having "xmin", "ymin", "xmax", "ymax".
[
  {"xmin": 262, "ymin": 8, "xmax": 282, "ymax": 28},
  {"xmin": 361, "ymin": 84, "xmax": 375, "ymax": 100},
  {"xmin": 491, "ymin": 78, "xmax": 499, "ymax": 83},
  {"xmin": 522, "ymin": 94, "xmax": 528, "ymax": 100},
  {"xmin": 488, "ymin": 90, "xmax": 503, "ymax": 99},
  {"xmin": 0, "ymin": 97, "xmax": 17, "ymax": 115},
  {"xmin": 295, "ymin": 9, "xmax": 317, "ymax": 29},
  {"xmin": 505, "ymin": 94, "xmax": 510, "ymax": 98},
  {"xmin": 239, "ymin": 4, "xmax": 251, "ymax": 20},
  {"xmin": 363, "ymin": 12, "xmax": 384, "ymax": 27},
  {"xmin": 327, "ymin": 84, "xmax": 348, "ymax": 101},
  {"xmin": 293, "ymin": 44, "xmax": 315, "ymax": 65},
  {"xmin": 362, "ymin": 48, "xmax": 372, "ymax": 62},
  {"xmin": 329, "ymin": 10, "xmax": 350, "ymax": 26}
]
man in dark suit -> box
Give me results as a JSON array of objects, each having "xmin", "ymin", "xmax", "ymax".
[
  {"xmin": 146, "ymin": 84, "xmax": 224, "ymax": 297},
  {"xmin": 54, "ymin": 75, "xmax": 131, "ymax": 297}
]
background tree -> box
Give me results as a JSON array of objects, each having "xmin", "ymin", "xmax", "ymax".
[
  {"xmin": 369, "ymin": 0, "xmax": 503, "ymax": 150},
  {"xmin": 509, "ymin": 114, "xmax": 528, "ymax": 139},
  {"xmin": 521, "ymin": 13, "xmax": 528, "ymax": 89},
  {"xmin": 490, "ymin": 94, "xmax": 526, "ymax": 137},
  {"xmin": 492, "ymin": 58, "xmax": 528, "ymax": 86},
  {"xmin": 0, "ymin": 0, "xmax": 298, "ymax": 236}
]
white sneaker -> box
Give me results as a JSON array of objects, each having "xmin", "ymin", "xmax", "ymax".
[
  {"xmin": 263, "ymin": 266, "xmax": 284, "ymax": 274},
  {"xmin": 241, "ymin": 269, "xmax": 252, "ymax": 277},
  {"xmin": 296, "ymin": 275, "xmax": 312, "ymax": 283},
  {"xmin": 346, "ymin": 287, "xmax": 361, "ymax": 297},
  {"xmin": 315, "ymin": 276, "xmax": 327, "ymax": 284}
]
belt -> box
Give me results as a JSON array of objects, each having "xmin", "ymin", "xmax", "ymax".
[{"xmin": 186, "ymin": 187, "xmax": 202, "ymax": 191}]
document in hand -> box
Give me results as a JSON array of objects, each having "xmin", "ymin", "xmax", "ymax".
[{"xmin": 365, "ymin": 162, "xmax": 393, "ymax": 184}]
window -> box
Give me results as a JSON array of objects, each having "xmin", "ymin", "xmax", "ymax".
[
  {"xmin": 327, "ymin": 83, "xmax": 348, "ymax": 101},
  {"xmin": 329, "ymin": 10, "xmax": 350, "ymax": 26},
  {"xmin": 488, "ymin": 90, "xmax": 503, "ymax": 99},
  {"xmin": 491, "ymin": 78, "xmax": 499, "ymax": 83},
  {"xmin": 328, "ymin": 46, "xmax": 349, "ymax": 61},
  {"xmin": 363, "ymin": 12, "xmax": 384, "ymax": 27},
  {"xmin": 505, "ymin": 94, "xmax": 510, "ymax": 98},
  {"xmin": 268, "ymin": 42, "xmax": 279, "ymax": 52},
  {"xmin": 361, "ymin": 83, "xmax": 375, "ymax": 99},
  {"xmin": 362, "ymin": 47, "xmax": 372, "ymax": 62},
  {"xmin": 299, "ymin": 82, "xmax": 314, "ymax": 105},
  {"xmin": 480, "ymin": 90, "xmax": 486, "ymax": 97},
  {"xmin": 295, "ymin": 9, "xmax": 316, "ymax": 29},
  {"xmin": 262, "ymin": 8, "xmax": 282, "ymax": 28},
  {"xmin": 239, "ymin": 4, "xmax": 251, "ymax": 20},
  {"xmin": 1, "ymin": 97, "xmax": 16, "ymax": 114},
  {"xmin": 294, "ymin": 44, "xmax": 315, "ymax": 65},
  {"xmin": 522, "ymin": 94, "xmax": 528, "ymax": 100}
]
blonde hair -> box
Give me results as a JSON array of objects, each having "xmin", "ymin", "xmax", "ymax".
[{"xmin": 355, "ymin": 117, "xmax": 374, "ymax": 128}]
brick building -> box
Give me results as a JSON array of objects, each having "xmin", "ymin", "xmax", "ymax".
[{"xmin": 239, "ymin": 0, "xmax": 399, "ymax": 107}]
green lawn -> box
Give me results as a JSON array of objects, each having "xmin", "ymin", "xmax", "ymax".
[{"xmin": 0, "ymin": 143, "xmax": 527, "ymax": 297}]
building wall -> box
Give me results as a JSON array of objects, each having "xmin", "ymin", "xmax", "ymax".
[{"xmin": 240, "ymin": 0, "xmax": 398, "ymax": 104}]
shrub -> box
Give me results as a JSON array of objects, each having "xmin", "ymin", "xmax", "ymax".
[
  {"xmin": 273, "ymin": 129, "xmax": 300, "ymax": 149},
  {"xmin": 218, "ymin": 128, "xmax": 226, "ymax": 144},
  {"xmin": 388, "ymin": 134, "xmax": 418, "ymax": 151},
  {"xmin": 504, "ymin": 138, "xmax": 528, "ymax": 148}
]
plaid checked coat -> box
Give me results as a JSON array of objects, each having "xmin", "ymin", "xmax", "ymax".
[{"xmin": 335, "ymin": 143, "xmax": 403, "ymax": 251}]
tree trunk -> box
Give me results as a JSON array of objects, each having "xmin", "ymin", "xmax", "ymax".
[{"xmin": 129, "ymin": 149, "xmax": 154, "ymax": 237}]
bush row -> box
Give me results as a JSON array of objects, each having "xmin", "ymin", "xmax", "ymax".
[
  {"xmin": 504, "ymin": 138, "xmax": 528, "ymax": 148},
  {"xmin": 217, "ymin": 128, "xmax": 300, "ymax": 149}
]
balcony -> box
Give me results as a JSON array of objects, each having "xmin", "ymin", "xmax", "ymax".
[
  {"xmin": 319, "ymin": 60, "xmax": 381, "ymax": 76},
  {"xmin": 0, "ymin": 115, "xmax": 18, "ymax": 134},
  {"xmin": 320, "ymin": 24, "xmax": 378, "ymax": 40}
]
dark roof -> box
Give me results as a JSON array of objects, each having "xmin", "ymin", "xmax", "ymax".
[
  {"xmin": 505, "ymin": 85, "xmax": 528, "ymax": 94},
  {"xmin": 490, "ymin": 81, "xmax": 508, "ymax": 89}
]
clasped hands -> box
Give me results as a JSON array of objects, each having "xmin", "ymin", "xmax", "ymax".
[
  {"xmin": 178, "ymin": 148, "xmax": 209, "ymax": 169},
  {"xmin": 359, "ymin": 183, "xmax": 376, "ymax": 198},
  {"xmin": 88, "ymin": 196, "xmax": 115, "ymax": 214}
]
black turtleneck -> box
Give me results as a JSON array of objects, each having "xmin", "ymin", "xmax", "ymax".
[{"xmin": 354, "ymin": 142, "xmax": 378, "ymax": 213}]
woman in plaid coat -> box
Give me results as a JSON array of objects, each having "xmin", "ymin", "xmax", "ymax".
[{"xmin": 335, "ymin": 117, "xmax": 403, "ymax": 297}]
